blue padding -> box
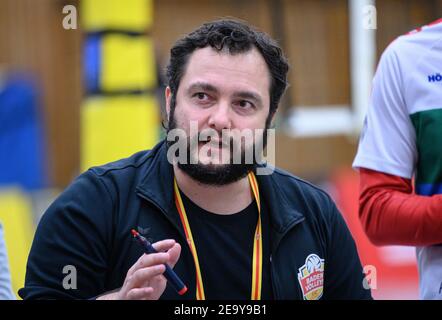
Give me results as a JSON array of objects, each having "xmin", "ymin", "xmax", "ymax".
[
  {"xmin": 83, "ymin": 34, "xmax": 101, "ymax": 93},
  {"xmin": 0, "ymin": 74, "xmax": 47, "ymax": 190}
]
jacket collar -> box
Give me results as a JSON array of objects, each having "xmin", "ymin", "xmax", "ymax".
[
  {"xmin": 256, "ymin": 172, "xmax": 305, "ymax": 233},
  {"xmin": 136, "ymin": 140, "xmax": 305, "ymax": 241},
  {"xmin": 136, "ymin": 140, "xmax": 184, "ymax": 235}
]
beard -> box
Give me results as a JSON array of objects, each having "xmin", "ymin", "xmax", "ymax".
[{"xmin": 166, "ymin": 100, "xmax": 268, "ymax": 186}]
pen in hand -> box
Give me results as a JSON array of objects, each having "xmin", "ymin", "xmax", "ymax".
[{"xmin": 131, "ymin": 229, "xmax": 188, "ymax": 296}]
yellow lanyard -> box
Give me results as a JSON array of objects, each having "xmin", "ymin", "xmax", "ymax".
[{"xmin": 173, "ymin": 172, "xmax": 262, "ymax": 300}]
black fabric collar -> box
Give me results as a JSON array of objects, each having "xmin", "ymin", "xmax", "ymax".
[{"xmin": 136, "ymin": 140, "xmax": 305, "ymax": 243}]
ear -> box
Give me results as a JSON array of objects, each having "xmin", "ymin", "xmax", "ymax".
[{"xmin": 165, "ymin": 86, "xmax": 172, "ymax": 120}]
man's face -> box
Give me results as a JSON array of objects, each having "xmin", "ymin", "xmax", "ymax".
[{"xmin": 166, "ymin": 46, "xmax": 272, "ymax": 185}]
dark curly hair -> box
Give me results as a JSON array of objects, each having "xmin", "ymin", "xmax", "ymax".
[{"xmin": 165, "ymin": 19, "xmax": 289, "ymax": 125}]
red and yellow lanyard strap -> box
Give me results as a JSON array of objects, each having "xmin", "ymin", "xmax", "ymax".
[{"xmin": 173, "ymin": 172, "xmax": 263, "ymax": 300}]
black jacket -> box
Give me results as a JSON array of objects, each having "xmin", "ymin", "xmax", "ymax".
[{"xmin": 20, "ymin": 140, "xmax": 371, "ymax": 300}]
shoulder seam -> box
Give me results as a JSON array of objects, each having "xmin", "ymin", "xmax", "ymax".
[
  {"xmin": 89, "ymin": 151, "xmax": 154, "ymax": 177},
  {"xmin": 404, "ymin": 35, "xmax": 442, "ymax": 107},
  {"xmin": 85, "ymin": 169, "xmax": 116, "ymax": 209}
]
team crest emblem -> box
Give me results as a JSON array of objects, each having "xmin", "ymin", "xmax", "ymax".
[{"xmin": 297, "ymin": 254, "xmax": 325, "ymax": 300}]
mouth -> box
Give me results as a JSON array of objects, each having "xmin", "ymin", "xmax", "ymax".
[
  {"xmin": 198, "ymin": 136, "xmax": 227, "ymax": 149},
  {"xmin": 195, "ymin": 136, "xmax": 231, "ymax": 165}
]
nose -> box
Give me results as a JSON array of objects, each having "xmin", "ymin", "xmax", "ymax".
[{"xmin": 207, "ymin": 102, "xmax": 232, "ymax": 131}]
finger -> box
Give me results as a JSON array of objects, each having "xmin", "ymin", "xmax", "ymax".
[
  {"xmin": 128, "ymin": 252, "xmax": 169, "ymax": 276},
  {"xmin": 129, "ymin": 264, "xmax": 166, "ymax": 289},
  {"xmin": 126, "ymin": 287, "xmax": 154, "ymax": 300},
  {"xmin": 152, "ymin": 239, "xmax": 176, "ymax": 252},
  {"xmin": 166, "ymin": 243, "xmax": 181, "ymax": 269}
]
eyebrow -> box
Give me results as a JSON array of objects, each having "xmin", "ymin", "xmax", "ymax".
[
  {"xmin": 187, "ymin": 82, "xmax": 219, "ymax": 94},
  {"xmin": 187, "ymin": 81, "xmax": 263, "ymax": 107},
  {"xmin": 233, "ymin": 91, "xmax": 263, "ymax": 107}
]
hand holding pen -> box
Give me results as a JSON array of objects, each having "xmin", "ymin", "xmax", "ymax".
[
  {"xmin": 101, "ymin": 231, "xmax": 185, "ymax": 300},
  {"xmin": 131, "ymin": 230, "xmax": 187, "ymax": 295}
]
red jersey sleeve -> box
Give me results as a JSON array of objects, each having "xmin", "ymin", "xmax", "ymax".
[{"xmin": 359, "ymin": 168, "xmax": 442, "ymax": 246}]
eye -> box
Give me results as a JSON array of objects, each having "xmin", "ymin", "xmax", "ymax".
[
  {"xmin": 191, "ymin": 92, "xmax": 214, "ymax": 107},
  {"xmin": 193, "ymin": 92, "xmax": 209, "ymax": 100},
  {"xmin": 235, "ymin": 100, "xmax": 254, "ymax": 109}
]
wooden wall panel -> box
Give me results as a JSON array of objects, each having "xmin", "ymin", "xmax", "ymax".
[
  {"xmin": 282, "ymin": 0, "xmax": 350, "ymax": 107},
  {"xmin": 0, "ymin": 0, "xmax": 440, "ymax": 185},
  {"xmin": 275, "ymin": 133, "xmax": 358, "ymax": 180},
  {"xmin": 376, "ymin": 0, "xmax": 441, "ymax": 57},
  {"xmin": 152, "ymin": 0, "xmax": 274, "ymax": 75},
  {"xmin": 0, "ymin": 0, "xmax": 82, "ymax": 188}
]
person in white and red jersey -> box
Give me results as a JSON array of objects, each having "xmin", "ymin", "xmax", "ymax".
[{"xmin": 353, "ymin": 18, "xmax": 442, "ymax": 299}]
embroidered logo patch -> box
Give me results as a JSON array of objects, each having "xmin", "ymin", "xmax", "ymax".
[
  {"xmin": 137, "ymin": 226, "xmax": 153, "ymax": 242},
  {"xmin": 297, "ymin": 254, "xmax": 325, "ymax": 300}
]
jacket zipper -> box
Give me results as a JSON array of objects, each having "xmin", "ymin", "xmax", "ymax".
[
  {"xmin": 270, "ymin": 216, "xmax": 305, "ymax": 299},
  {"xmin": 270, "ymin": 255, "xmax": 278, "ymax": 299}
]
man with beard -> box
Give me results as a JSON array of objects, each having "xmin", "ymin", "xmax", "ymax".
[{"xmin": 20, "ymin": 19, "xmax": 371, "ymax": 300}]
